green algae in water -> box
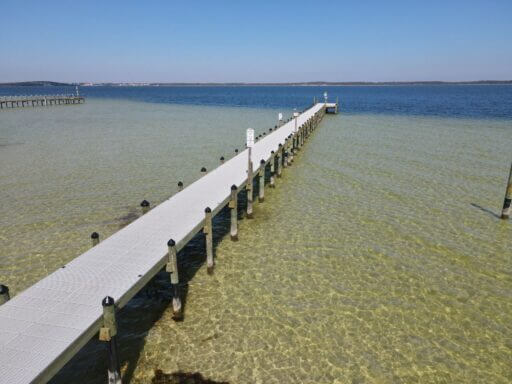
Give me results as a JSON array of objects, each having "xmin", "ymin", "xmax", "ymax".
[{"xmin": 1, "ymin": 100, "xmax": 511, "ymax": 383}]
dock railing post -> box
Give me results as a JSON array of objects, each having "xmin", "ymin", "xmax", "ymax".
[
  {"xmin": 167, "ymin": 239, "xmax": 182, "ymax": 319},
  {"xmin": 229, "ymin": 185, "xmax": 238, "ymax": 241},
  {"xmin": 177, "ymin": 181, "xmax": 183, "ymax": 192},
  {"xmin": 501, "ymin": 162, "xmax": 512, "ymax": 219},
  {"xmin": 91, "ymin": 232, "xmax": 100, "ymax": 247},
  {"xmin": 0, "ymin": 285, "xmax": 10, "ymax": 305},
  {"xmin": 99, "ymin": 296, "xmax": 122, "ymax": 384},
  {"xmin": 204, "ymin": 207, "xmax": 214, "ymax": 274},
  {"xmin": 258, "ymin": 159, "xmax": 265, "ymax": 202}
]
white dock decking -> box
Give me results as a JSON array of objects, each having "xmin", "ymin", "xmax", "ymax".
[{"xmin": 0, "ymin": 102, "xmax": 335, "ymax": 384}]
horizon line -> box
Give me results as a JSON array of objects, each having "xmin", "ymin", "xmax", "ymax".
[{"xmin": 1, "ymin": 80, "xmax": 512, "ymax": 86}]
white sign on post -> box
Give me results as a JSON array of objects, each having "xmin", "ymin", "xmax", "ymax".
[
  {"xmin": 246, "ymin": 128, "xmax": 255, "ymax": 148},
  {"xmin": 278, "ymin": 113, "xmax": 283, "ymax": 121},
  {"xmin": 293, "ymin": 112, "xmax": 299, "ymax": 118}
]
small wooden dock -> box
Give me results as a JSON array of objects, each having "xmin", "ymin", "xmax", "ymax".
[
  {"xmin": 0, "ymin": 99, "xmax": 338, "ymax": 384},
  {"xmin": 0, "ymin": 94, "xmax": 85, "ymax": 109}
]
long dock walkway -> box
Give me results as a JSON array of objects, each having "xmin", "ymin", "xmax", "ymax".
[
  {"xmin": 0, "ymin": 94, "xmax": 85, "ymax": 109},
  {"xmin": 0, "ymin": 101, "xmax": 337, "ymax": 384}
]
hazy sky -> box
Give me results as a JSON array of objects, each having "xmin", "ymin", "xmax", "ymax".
[{"xmin": 1, "ymin": 0, "xmax": 511, "ymax": 83}]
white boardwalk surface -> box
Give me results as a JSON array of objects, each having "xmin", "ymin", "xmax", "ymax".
[{"xmin": 0, "ymin": 102, "xmax": 331, "ymax": 384}]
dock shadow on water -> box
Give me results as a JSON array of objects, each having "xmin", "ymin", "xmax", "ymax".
[
  {"xmin": 152, "ymin": 369, "xmax": 229, "ymax": 384},
  {"xmin": 470, "ymin": 203, "xmax": 500, "ymax": 219},
  {"xmin": 51, "ymin": 190, "xmax": 248, "ymax": 383}
]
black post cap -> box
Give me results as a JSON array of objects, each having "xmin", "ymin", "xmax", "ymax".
[
  {"xmin": 231, "ymin": 184, "xmax": 237, "ymax": 190},
  {"xmin": 271, "ymin": 150, "xmax": 275, "ymax": 154},
  {"xmin": 178, "ymin": 181, "xmax": 183, "ymax": 187},
  {"xmin": 274, "ymin": 125, "xmax": 277, "ymax": 128},
  {"xmin": 279, "ymin": 143, "xmax": 283, "ymax": 147},
  {"xmin": 269, "ymin": 128, "xmax": 273, "ymax": 132},
  {"xmin": 220, "ymin": 156, "xmax": 225, "ymax": 161},
  {"xmin": 201, "ymin": 167, "xmax": 207, "ymax": 172},
  {"xmin": 167, "ymin": 238, "xmax": 176, "ymax": 247},
  {"xmin": 102, "ymin": 296, "xmax": 115, "ymax": 307},
  {"xmin": 91, "ymin": 232, "xmax": 99, "ymax": 239},
  {"xmin": 235, "ymin": 149, "xmax": 238, "ymax": 153},
  {"xmin": 140, "ymin": 200, "xmax": 150, "ymax": 207},
  {"xmin": 260, "ymin": 159, "xmax": 265, "ymax": 164},
  {"xmin": 0, "ymin": 284, "xmax": 8, "ymax": 294},
  {"xmin": 205, "ymin": 207, "xmax": 211, "ymax": 213}
]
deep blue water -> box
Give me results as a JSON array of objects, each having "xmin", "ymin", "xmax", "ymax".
[{"xmin": 1, "ymin": 85, "xmax": 512, "ymax": 119}]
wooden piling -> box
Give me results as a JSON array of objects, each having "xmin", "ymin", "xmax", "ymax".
[
  {"xmin": 501, "ymin": 162, "xmax": 512, "ymax": 219},
  {"xmin": 277, "ymin": 145, "xmax": 283, "ymax": 177},
  {"xmin": 177, "ymin": 181, "xmax": 183, "ymax": 192},
  {"xmin": 167, "ymin": 239, "xmax": 182, "ymax": 319},
  {"xmin": 99, "ymin": 297, "xmax": 122, "ymax": 384},
  {"xmin": 0, "ymin": 285, "xmax": 10, "ymax": 305},
  {"xmin": 220, "ymin": 156, "xmax": 225, "ymax": 164},
  {"xmin": 270, "ymin": 151, "xmax": 276, "ymax": 187},
  {"xmin": 229, "ymin": 185, "xmax": 238, "ymax": 241},
  {"xmin": 204, "ymin": 207, "xmax": 214, "ymax": 274},
  {"xmin": 258, "ymin": 159, "xmax": 265, "ymax": 202},
  {"xmin": 247, "ymin": 148, "xmax": 254, "ymax": 219},
  {"xmin": 287, "ymin": 135, "xmax": 294, "ymax": 164},
  {"xmin": 140, "ymin": 200, "xmax": 150, "ymax": 214},
  {"xmin": 91, "ymin": 232, "xmax": 99, "ymax": 247}
]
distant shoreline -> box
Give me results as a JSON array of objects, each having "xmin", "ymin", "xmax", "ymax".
[{"xmin": 1, "ymin": 80, "xmax": 511, "ymax": 87}]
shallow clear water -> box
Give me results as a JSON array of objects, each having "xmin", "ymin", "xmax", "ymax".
[{"xmin": 1, "ymin": 96, "xmax": 511, "ymax": 383}]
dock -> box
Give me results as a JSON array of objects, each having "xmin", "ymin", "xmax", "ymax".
[
  {"xmin": 0, "ymin": 94, "xmax": 85, "ymax": 109},
  {"xmin": 0, "ymin": 99, "xmax": 338, "ymax": 384}
]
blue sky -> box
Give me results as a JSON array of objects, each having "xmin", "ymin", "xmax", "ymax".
[{"xmin": 0, "ymin": 0, "xmax": 511, "ymax": 83}]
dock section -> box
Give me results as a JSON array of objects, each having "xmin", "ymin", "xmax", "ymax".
[
  {"xmin": 0, "ymin": 94, "xmax": 85, "ymax": 109},
  {"xmin": 0, "ymin": 100, "xmax": 338, "ymax": 384}
]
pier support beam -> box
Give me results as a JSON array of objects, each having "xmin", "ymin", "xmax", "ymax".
[
  {"xmin": 91, "ymin": 232, "xmax": 99, "ymax": 247},
  {"xmin": 258, "ymin": 159, "xmax": 265, "ymax": 202},
  {"xmin": 204, "ymin": 207, "xmax": 214, "ymax": 274},
  {"xmin": 167, "ymin": 239, "xmax": 182, "ymax": 319},
  {"xmin": 501, "ymin": 162, "xmax": 512, "ymax": 219},
  {"xmin": 99, "ymin": 297, "xmax": 122, "ymax": 384},
  {"xmin": 229, "ymin": 185, "xmax": 238, "ymax": 241},
  {"xmin": 0, "ymin": 285, "xmax": 10, "ymax": 305}
]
